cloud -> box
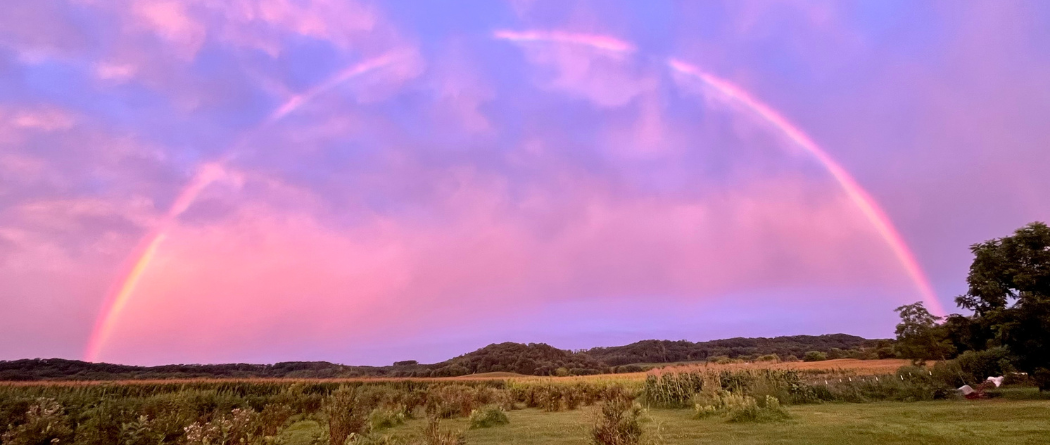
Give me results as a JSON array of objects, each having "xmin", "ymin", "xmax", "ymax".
[
  {"xmin": 95, "ymin": 154, "xmax": 908, "ymax": 364},
  {"xmin": 496, "ymin": 29, "xmax": 651, "ymax": 107},
  {"xmin": 94, "ymin": 61, "xmax": 138, "ymax": 82},
  {"xmin": 131, "ymin": 0, "xmax": 207, "ymax": 59},
  {"xmin": 11, "ymin": 107, "xmax": 76, "ymax": 131},
  {"xmin": 3, "ymin": 0, "xmax": 1050, "ymax": 365}
]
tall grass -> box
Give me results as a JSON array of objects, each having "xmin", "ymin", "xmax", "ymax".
[
  {"xmin": 643, "ymin": 365, "xmax": 957, "ymax": 407},
  {"xmin": 590, "ymin": 394, "xmax": 642, "ymax": 445},
  {"xmin": 0, "ymin": 361, "xmax": 1002, "ymax": 445}
]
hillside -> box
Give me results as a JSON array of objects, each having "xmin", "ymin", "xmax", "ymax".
[
  {"xmin": 0, "ymin": 358, "xmax": 391, "ymax": 381},
  {"xmin": 0, "ymin": 334, "xmax": 888, "ymax": 381},
  {"xmin": 584, "ymin": 334, "xmax": 883, "ymax": 366},
  {"xmin": 421, "ymin": 342, "xmax": 607, "ymax": 377}
]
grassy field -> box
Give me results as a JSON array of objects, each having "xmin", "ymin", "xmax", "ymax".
[
  {"xmin": 281, "ymin": 400, "xmax": 1050, "ymax": 445},
  {"xmin": 4, "ymin": 359, "xmax": 1045, "ymax": 445},
  {"xmin": 0, "ymin": 359, "xmax": 914, "ymax": 387}
]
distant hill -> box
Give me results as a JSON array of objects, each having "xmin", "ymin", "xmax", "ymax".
[
  {"xmin": 584, "ymin": 334, "xmax": 882, "ymax": 366},
  {"xmin": 0, "ymin": 334, "xmax": 889, "ymax": 381},
  {"xmin": 0, "ymin": 359, "xmax": 389, "ymax": 381},
  {"xmin": 422, "ymin": 342, "xmax": 607, "ymax": 377}
]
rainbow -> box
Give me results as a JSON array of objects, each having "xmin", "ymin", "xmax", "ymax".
[
  {"xmin": 87, "ymin": 37, "xmax": 947, "ymax": 362},
  {"xmin": 493, "ymin": 29, "xmax": 943, "ymax": 315},
  {"xmin": 493, "ymin": 30, "xmax": 636, "ymax": 53},
  {"xmin": 668, "ymin": 58, "xmax": 945, "ymax": 315},
  {"xmin": 83, "ymin": 53, "xmax": 407, "ymax": 362}
]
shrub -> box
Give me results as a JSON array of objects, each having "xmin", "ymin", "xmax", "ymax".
[
  {"xmin": 642, "ymin": 372, "xmax": 704, "ymax": 408},
  {"xmin": 369, "ymin": 406, "xmax": 408, "ymax": 431},
  {"xmin": 425, "ymin": 385, "xmax": 483, "ymax": 419},
  {"xmin": 260, "ymin": 403, "xmax": 294, "ymax": 436},
  {"xmin": 956, "ymin": 347, "xmax": 1014, "ymax": 382},
  {"xmin": 119, "ymin": 415, "xmax": 165, "ymax": 445},
  {"xmin": 0, "ymin": 398, "xmax": 75, "ymax": 445},
  {"xmin": 590, "ymin": 396, "xmax": 642, "ymax": 445},
  {"xmin": 325, "ymin": 387, "xmax": 368, "ymax": 445},
  {"xmin": 802, "ymin": 351, "xmax": 827, "ymax": 362},
  {"xmin": 418, "ymin": 417, "xmax": 465, "ymax": 445},
  {"xmin": 73, "ymin": 400, "xmax": 126, "ymax": 445},
  {"xmin": 468, "ymin": 405, "xmax": 509, "ymax": 429},
  {"xmin": 1034, "ymin": 368, "xmax": 1050, "ymax": 392},
  {"xmin": 183, "ymin": 408, "xmax": 261, "ymax": 445},
  {"xmin": 351, "ymin": 433, "xmax": 409, "ymax": 445},
  {"xmin": 693, "ymin": 391, "xmax": 788, "ymax": 423}
]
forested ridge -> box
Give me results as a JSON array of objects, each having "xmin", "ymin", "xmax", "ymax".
[
  {"xmin": 584, "ymin": 334, "xmax": 880, "ymax": 366},
  {"xmin": 0, "ymin": 334, "xmax": 883, "ymax": 380}
]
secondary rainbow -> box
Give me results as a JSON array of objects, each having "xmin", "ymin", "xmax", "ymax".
[{"xmin": 83, "ymin": 53, "xmax": 408, "ymax": 362}]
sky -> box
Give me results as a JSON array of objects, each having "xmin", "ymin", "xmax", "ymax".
[{"xmin": 1, "ymin": 0, "xmax": 1049, "ymax": 366}]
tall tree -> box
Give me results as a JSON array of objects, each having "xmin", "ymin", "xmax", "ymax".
[
  {"xmin": 894, "ymin": 302, "xmax": 953, "ymax": 364},
  {"xmin": 956, "ymin": 222, "xmax": 1050, "ymax": 389}
]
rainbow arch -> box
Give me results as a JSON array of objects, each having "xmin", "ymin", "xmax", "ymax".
[
  {"xmin": 83, "ymin": 53, "xmax": 409, "ymax": 362},
  {"xmin": 86, "ymin": 35, "xmax": 945, "ymax": 362},
  {"xmin": 667, "ymin": 58, "xmax": 945, "ymax": 316}
]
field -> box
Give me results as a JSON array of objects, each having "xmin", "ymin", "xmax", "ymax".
[
  {"xmin": 2, "ymin": 359, "xmax": 1048, "ymax": 445},
  {"xmin": 276, "ymin": 400, "xmax": 1050, "ymax": 445},
  {"xmin": 0, "ymin": 359, "xmax": 913, "ymax": 387}
]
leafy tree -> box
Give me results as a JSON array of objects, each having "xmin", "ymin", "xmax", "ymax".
[
  {"xmin": 893, "ymin": 302, "xmax": 954, "ymax": 364},
  {"xmin": 802, "ymin": 351, "xmax": 827, "ymax": 362},
  {"xmin": 939, "ymin": 314, "xmax": 993, "ymax": 354},
  {"xmin": 956, "ymin": 222, "xmax": 1050, "ymax": 389}
]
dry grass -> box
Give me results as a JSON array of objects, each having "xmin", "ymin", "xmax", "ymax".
[
  {"xmin": 0, "ymin": 359, "xmax": 918, "ymax": 387},
  {"xmin": 651, "ymin": 359, "xmax": 921, "ymax": 377}
]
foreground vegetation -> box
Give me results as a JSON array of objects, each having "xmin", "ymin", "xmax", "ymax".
[
  {"xmin": 2, "ymin": 357, "xmax": 1046, "ymax": 445},
  {"xmin": 273, "ymin": 400, "xmax": 1050, "ymax": 445}
]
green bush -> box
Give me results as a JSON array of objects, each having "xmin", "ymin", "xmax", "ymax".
[
  {"xmin": 425, "ymin": 385, "xmax": 485, "ymax": 419},
  {"xmin": 418, "ymin": 417, "xmax": 465, "ymax": 445},
  {"xmin": 468, "ymin": 405, "xmax": 509, "ymax": 429},
  {"xmin": 324, "ymin": 387, "xmax": 368, "ymax": 445},
  {"xmin": 1032, "ymin": 368, "xmax": 1050, "ymax": 392},
  {"xmin": 0, "ymin": 398, "xmax": 75, "ymax": 445},
  {"xmin": 803, "ymin": 351, "xmax": 828, "ymax": 362},
  {"xmin": 183, "ymin": 408, "xmax": 261, "ymax": 445},
  {"xmin": 590, "ymin": 396, "xmax": 642, "ymax": 445},
  {"xmin": 369, "ymin": 406, "xmax": 408, "ymax": 431},
  {"xmin": 693, "ymin": 391, "xmax": 788, "ymax": 423},
  {"xmin": 956, "ymin": 347, "xmax": 1014, "ymax": 381}
]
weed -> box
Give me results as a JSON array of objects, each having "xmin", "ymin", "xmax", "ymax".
[
  {"xmin": 417, "ymin": 417, "xmax": 465, "ymax": 445},
  {"xmin": 591, "ymin": 395, "xmax": 642, "ymax": 445},
  {"xmin": 369, "ymin": 406, "xmax": 408, "ymax": 431},
  {"xmin": 468, "ymin": 406, "xmax": 509, "ymax": 429}
]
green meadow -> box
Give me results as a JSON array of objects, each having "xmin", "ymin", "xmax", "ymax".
[
  {"xmin": 4, "ymin": 363, "xmax": 1049, "ymax": 445},
  {"xmin": 279, "ymin": 400, "xmax": 1050, "ymax": 445}
]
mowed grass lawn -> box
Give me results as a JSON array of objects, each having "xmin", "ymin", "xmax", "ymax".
[{"xmin": 282, "ymin": 400, "xmax": 1050, "ymax": 445}]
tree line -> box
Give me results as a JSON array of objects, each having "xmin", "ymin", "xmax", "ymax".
[
  {"xmin": 1, "ymin": 334, "xmax": 885, "ymax": 380},
  {"xmin": 894, "ymin": 222, "xmax": 1050, "ymax": 390}
]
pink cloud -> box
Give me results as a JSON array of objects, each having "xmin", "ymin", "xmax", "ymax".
[
  {"xmin": 12, "ymin": 108, "xmax": 76, "ymax": 132},
  {"xmin": 94, "ymin": 61, "xmax": 138, "ymax": 82},
  {"xmin": 67, "ymin": 0, "xmax": 417, "ymax": 116},
  {"xmin": 496, "ymin": 29, "xmax": 651, "ymax": 107},
  {"xmin": 216, "ymin": 0, "xmax": 381, "ymax": 56},
  {"xmin": 427, "ymin": 41, "xmax": 496, "ymax": 134},
  {"xmin": 96, "ymin": 162, "xmax": 910, "ymax": 364},
  {"xmin": 131, "ymin": 0, "xmax": 207, "ymax": 60}
]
